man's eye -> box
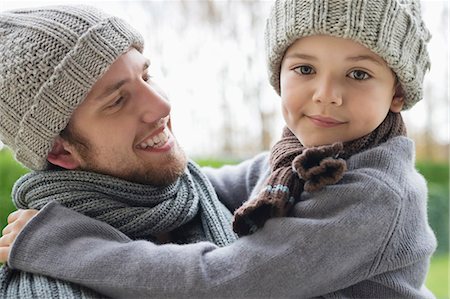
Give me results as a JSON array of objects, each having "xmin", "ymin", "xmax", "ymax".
[
  {"xmin": 109, "ymin": 97, "xmax": 124, "ymax": 108},
  {"xmin": 295, "ymin": 65, "xmax": 315, "ymax": 75},
  {"xmin": 349, "ymin": 70, "xmax": 370, "ymax": 80}
]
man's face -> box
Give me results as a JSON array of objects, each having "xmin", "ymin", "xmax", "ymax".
[
  {"xmin": 63, "ymin": 48, "xmax": 187, "ymax": 186},
  {"xmin": 280, "ymin": 35, "xmax": 404, "ymax": 147}
]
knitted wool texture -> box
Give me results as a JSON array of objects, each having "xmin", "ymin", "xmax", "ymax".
[
  {"xmin": 0, "ymin": 268, "xmax": 104, "ymax": 299},
  {"xmin": 1, "ymin": 160, "xmax": 237, "ymax": 298},
  {"xmin": 0, "ymin": 5, "xmax": 144, "ymax": 170},
  {"xmin": 265, "ymin": 0, "xmax": 431, "ymax": 110},
  {"xmin": 233, "ymin": 112, "xmax": 407, "ymax": 236}
]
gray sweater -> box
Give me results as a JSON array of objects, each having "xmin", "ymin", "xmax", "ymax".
[{"xmin": 9, "ymin": 136, "xmax": 436, "ymax": 298}]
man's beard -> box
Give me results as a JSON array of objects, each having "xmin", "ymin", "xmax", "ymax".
[
  {"xmin": 61, "ymin": 127, "xmax": 188, "ymax": 187},
  {"xmin": 83, "ymin": 149, "xmax": 188, "ymax": 186}
]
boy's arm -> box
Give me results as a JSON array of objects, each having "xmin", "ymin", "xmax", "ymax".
[
  {"xmin": 8, "ymin": 171, "xmax": 403, "ymax": 298},
  {"xmin": 202, "ymin": 152, "xmax": 269, "ymax": 212}
]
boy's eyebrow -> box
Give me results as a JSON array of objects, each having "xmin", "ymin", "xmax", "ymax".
[
  {"xmin": 346, "ymin": 55, "xmax": 384, "ymax": 66},
  {"xmin": 97, "ymin": 60, "xmax": 151, "ymax": 100},
  {"xmin": 284, "ymin": 53, "xmax": 384, "ymax": 66},
  {"xmin": 283, "ymin": 53, "xmax": 317, "ymax": 61}
]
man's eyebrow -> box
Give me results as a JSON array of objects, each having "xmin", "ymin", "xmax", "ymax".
[
  {"xmin": 346, "ymin": 55, "xmax": 384, "ymax": 66},
  {"xmin": 97, "ymin": 60, "xmax": 151, "ymax": 100},
  {"xmin": 98, "ymin": 79, "xmax": 129, "ymax": 100}
]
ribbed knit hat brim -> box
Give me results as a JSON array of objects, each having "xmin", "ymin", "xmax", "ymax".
[
  {"xmin": 265, "ymin": 0, "xmax": 431, "ymax": 110},
  {"xmin": 0, "ymin": 5, "xmax": 144, "ymax": 170}
]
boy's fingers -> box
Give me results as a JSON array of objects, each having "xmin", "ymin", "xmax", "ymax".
[
  {"xmin": 0, "ymin": 232, "xmax": 17, "ymax": 247},
  {"xmin": 7, "ymin": 210, "xmax": 21, "ymax": 224},
  {"xmin": 0, "ymin": 247, "xmax": 10, "ymax": 264},
  {"xmin": 1, "ymin": 224, "xmax": 11, "ymax": 236},
  {"xmin": 7, "ymin": 209, "xmax": 39, "ymax": 226}
]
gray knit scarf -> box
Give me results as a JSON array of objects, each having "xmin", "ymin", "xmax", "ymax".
[{"xmin": 0, "ymin": 160, "xmax": 236, "ymax": 298}]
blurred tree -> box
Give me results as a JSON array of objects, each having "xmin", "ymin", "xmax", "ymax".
[{"xmin": 415, "ymin": 3, "xmax": 448, "ymax": 161}]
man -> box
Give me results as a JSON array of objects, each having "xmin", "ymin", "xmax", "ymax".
[
  {"xmin": 1, "ymin": 1, "xmax": 436, "ymax": 298},
  {"xmin": 0, "ymin": 5, "xmax": 236, "ymax": 297}
]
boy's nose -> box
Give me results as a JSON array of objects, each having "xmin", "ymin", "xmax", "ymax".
[
  {"xmin": 312, "ymin": 77, "xmax": 343, "ymax": 106},
  {"xmin": 138, "ymin": 82, "xmax": 171, "ymax": 123}
]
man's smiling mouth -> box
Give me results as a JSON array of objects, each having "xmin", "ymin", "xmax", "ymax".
[{"xmin": 137, "ymin": 127, "xmax": 171, "ymax": 149}]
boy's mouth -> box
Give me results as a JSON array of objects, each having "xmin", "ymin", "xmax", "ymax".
[{"xmin": 308, "ymin": 115, "xmax": 346, "ymax": 128}]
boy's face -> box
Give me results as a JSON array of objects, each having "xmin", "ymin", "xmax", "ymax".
[
  {"xmin": 59, "ymin": 48, "xmax": 187, "ymax": 186},
  {"xmin": 280, "ymin": 35, "xmax": 404, "ymax": 147}
]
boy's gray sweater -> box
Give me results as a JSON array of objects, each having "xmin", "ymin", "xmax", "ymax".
[{"xmin": 9, "ymin": 136, "xmax": 436, "ymax": 298}]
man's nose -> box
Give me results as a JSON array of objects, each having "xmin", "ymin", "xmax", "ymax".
[
  {"xmin": 312, "ymin": 76, "xmax": 343, "ymax": 106},
  {"xmin": 137, "ymin": 81, "xmax": 171, "ymax": 123}
]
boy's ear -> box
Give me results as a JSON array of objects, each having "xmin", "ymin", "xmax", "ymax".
[
  {"xmin": 47, "ymin": 136, "xmax": 80, "ymax": 170},
  {"xmin": 390, "ymin": 83, "xmax": 405, "ymax": 113}
]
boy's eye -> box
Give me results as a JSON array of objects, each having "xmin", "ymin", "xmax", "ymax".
[
  {"xmin": 294, "ymin": 65, "xmax": 315, "ymax": 75},
  {"xmin": 349, "ymin": 70, "xmax": 370, "ymax": 80}
]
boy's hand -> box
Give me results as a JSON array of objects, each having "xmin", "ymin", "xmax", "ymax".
[{"xmin": 0, "ymin": 209, "xmax": 39, "ymax": 263}]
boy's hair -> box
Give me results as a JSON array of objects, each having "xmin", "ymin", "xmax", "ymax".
[
  {"xmin": 265, "ymin": 0, "xmax": 431, "ymax": 110},
  {"xmin": 0, "ymin": 5, "xmax": 144, "ymax": 170}
]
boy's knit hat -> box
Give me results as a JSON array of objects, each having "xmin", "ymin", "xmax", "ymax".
[
  {"xmin": 0, "ymin": 5, "xmax": 144, "ymax": 170},
  {"xmin": 265, "ymin": 0, "xmax": 431, "ymax": 110}
]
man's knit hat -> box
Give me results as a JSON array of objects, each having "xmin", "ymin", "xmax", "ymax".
[
  {"xmin": 265, "ymin": 0, "xmax": 431, "ymax": 110},
  {"xmin": 0, "ymin": 5, "xmax": 144, "ymax": 170}
]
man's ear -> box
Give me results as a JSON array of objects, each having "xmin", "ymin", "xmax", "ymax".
[
  {"xmin": 47, "ymin": 136, "xmax": 80, "ymax": 170},
  {"xmin": 390, "ymin": 83, "xmax": 405, "ymax": 113}
]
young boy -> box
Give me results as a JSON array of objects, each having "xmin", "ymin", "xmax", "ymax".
[
  {"xmin": 232, "ymin": 0, "xmax": 438, "ymax": 297},
  {"xmin": 233, "ymin": 0, "xmax": 431, "ymax": 232},
  {"xmin": 2, "ymin": 0, "xmax": 437, "ymax": 297}
]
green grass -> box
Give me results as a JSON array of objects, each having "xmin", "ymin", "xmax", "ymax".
[
  {"xmin": 416, "ymin": 161, "xmax": 449, "ymax": 186},
  {"xmin": 195, "ymin": 157, "xmax": 241, "ymax": 168},
  {"xmin": 0, "ymin": 149, "xmax": 29, "ymax": 232},
  {"xmin": 415, "ymin": 160, "xmax": 450, "ymax": 255},
  {"xmin": 426, "ymin": 254, "xmax": 449, "ymax": 299}
]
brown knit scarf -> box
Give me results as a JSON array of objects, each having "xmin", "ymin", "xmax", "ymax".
[{"xmin": 233, "ymin": 111, "xmax": 407, "ymax": 236}]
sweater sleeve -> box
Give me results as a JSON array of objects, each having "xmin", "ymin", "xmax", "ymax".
[
  {"xmin": 202, "ymin": 152, "xmax": 270, "ymax": 212},
  {"xmin": 9, "ymin": 168, "xmax": 403, "ymax": 298}
]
